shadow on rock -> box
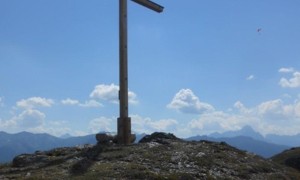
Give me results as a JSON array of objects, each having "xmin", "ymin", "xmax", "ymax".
[{"xmin": 70, "ymin": 144, "xmax": 104, "ymax": 175}]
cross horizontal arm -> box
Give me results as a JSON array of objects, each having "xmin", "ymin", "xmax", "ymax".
[{"xmin": 131, "ymin": 0, "xmax": 164, "ymax": 13}]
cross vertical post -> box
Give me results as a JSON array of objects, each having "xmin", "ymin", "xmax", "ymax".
[
  {"xmin": 117, "ymin": 0, "xmax": 164, "ymax": 145},
  {"xmin": 117, "ymin": 0, "xmax": 132, "ymax": 145},
  {"xmin": 96, "ymin": 0, "xmax": 163, "ymax": 145}
]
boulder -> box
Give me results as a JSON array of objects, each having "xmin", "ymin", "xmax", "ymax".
[
  {"xmin": 96, "ymin": 133, "xmax": 136, "ymax": 144},
  {"xmin": 96, "ymin": 133, "xmax": 116, "ymax": 144},
  {"xmin": 12, "ymin": 154, "xmax": 49, "ymax": 168},
  {"xmin": 139, "ymin": 132, "xmax": 181, "ymax": 144}
]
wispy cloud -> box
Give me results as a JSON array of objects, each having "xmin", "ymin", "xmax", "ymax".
[
  {"xmin": 61, "ymin": 98, "xmax": 102, "ymax": 108},
  {"xmin": 279, "ymin": 67, "xmax": 294, "ymax": 73},
  {"xmin": 61, "ymin": 98, "xmax": 79, "ymax": 105},
  {"xmin": 79, "ymin": 100, "xmax": 102, "ymax": 108},
  {"xmin": 246, "ymin": 75, "xmax": 255, "ymax": 80},
  {"xmin": 0, "ymin": 97, "xmax": 4, "ymax": 107}
]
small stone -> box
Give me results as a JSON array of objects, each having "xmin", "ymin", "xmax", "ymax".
[
  {"xmin": 178, "ymin": 162, "xmax": 183, "ymax": 169},
  {"xmin": 196, "ymin": 152, "xmax": 205, "ymax": 158},
  {"xmin": 148, "ymin": 142, "xmax": 160, "ymax": 148}
]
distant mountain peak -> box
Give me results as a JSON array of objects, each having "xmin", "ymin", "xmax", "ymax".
[
  {"xmin": 209, "ymin": 125, "xmax": 264, "ymax": 141},
  {"xmin": 240, "ymin": 126, "xmax": 262, "ymax": 137},
  {"xmin": 241, "ymin": 125, "xmax": 255, "ymax": 132}
]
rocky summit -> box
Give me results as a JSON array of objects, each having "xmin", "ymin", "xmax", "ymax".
[{"xmin": 0, "ymin": 132, "xmax": 299, "ymax": 179}]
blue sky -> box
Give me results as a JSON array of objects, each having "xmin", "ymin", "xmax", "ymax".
[{"xmin": 1, "ymin": 0, "xmax": 300, "ymax": 137}]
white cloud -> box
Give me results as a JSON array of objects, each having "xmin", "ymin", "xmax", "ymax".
[
  {"xmin": 79, "ymin": 100, "xmax": 102, "ymax": 108},
  {"xmin": 87, "ymin": 115, "xmax": 179, "ymax": 135},
  {"xmin": 0, "ymin": 97, "xmax": 4, "ymax": 107},
  {"xmin": 17, "ymin": 119, "xmax": 71, "ymax": 136},
  {"xmin": 282, "ymin": 93, "xmax": 292, "ymax": 99},
  {"xmin": 17, "ymin": 97, "xmax": 54, "ymax": 109},
  {"xmin": 167, "ymin": 89, "xmax": 214, "ymax": 114},
  {"xmin": 1, "ymin": 98, "xmax": 81, "ymax": 136},
  {"xmin": 131, "ymin": 114, "xmax": 178, "ymax": 134},
  {"xmin": 257, "ymin": 99, "xmax": 283, "ymax": 115},
  {"xmin": 11, "ymin": 109, "xmax": 46, "ymax": 128},
  {"xmin": 128, "ymin": 92, "xmax": 138, "ymax": 104},
  {"xmin": 4, "ymin": 86, "xmax": 300, "ymax": 138},
  {"xmin": 246, "ymin": 75, "xmax": 255, "ymax": 80},
  {"xmin": 0, "ymin": 109, "xmax": 77, "ymax": 137},
  {"xmin": 90, "ymin": 83, "xmax": 138, "ymax": 104},
  {"xmin": 293, "ymin": 101, "xmax": 300, "ymax": 118},
  {"xmin": 238, "ymin": 99, "xmax": 300, "ymax": 135},
  {"xmin": 257, "ymin": 99, "xmax": 288, "ymax": 120},
  {"xmin": 234, "ymin": 101, "xmax": 245, "ymax": 110},
  {"xmin": 279, "ymin": 67, "xmax": 294, "ymax": 73},
  {"xmin": 187, "ymin": 111, "xmax": 252, "ymax": 135},
  {"xmin": 234, "ymin": 101, "xmax": 252, "ymax": 114},
  {"xmin": 90, "ymin": 84, "xmax": 118, "ymax": 103},
  {"xmin": 61, "ymin": 98, "xmax": 102, "ymax": 108},
  {"xmin": 28, "ymin": 125, "xmax": 72, "ymax": 137},
  {"xmin": 61, "ymin": 98, "xmax": 79, "ymax": 105},
  {"xmin": 88, "ymin": 117, "xmax": 114, "ymax": 134},
  {"xmin": 279, "ymin": 71, "xmax": 300, "ymax": 88},
  {"xmin": 182, "ymin": 97, "xmax": 300, "ymax": 136},
  {"xmin": 149, "ymin": 119, "xmax": 178, "ymax": 131},
  {"xmin": 256, "ymin": 124, "xmax": 300, "ymax": 136},
  {"xmin": 0, "ymin": 117, "xmax": 17, "ymax": 130}
]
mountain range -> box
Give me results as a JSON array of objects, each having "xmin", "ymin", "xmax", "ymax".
[
  {"xmin": 0, "ymin": 131, "xmax": 96, "ymax": 163},
  {"xmin": 208, "ymin": 126, "xmax": 300, "ymax": 147},
  {"xmin": 208, "ymin": 125, "xmax": 300, "ymax": 147},
  {"xmin": 0, "ymin": 131, "xmax": 145, "ymax": 163},
  {"xmin": 0, "ymin": 126, "xmax": 299, "ymax": 163}
]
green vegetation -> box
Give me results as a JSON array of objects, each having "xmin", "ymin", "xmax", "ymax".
[{"xmin": 271, "ymin": 147, "xmax": 300, "ymax": 174}]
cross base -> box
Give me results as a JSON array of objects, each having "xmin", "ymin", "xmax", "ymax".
[{"xmin": 117, "ymin": 117, "xmax": 136, "ymax": 144}]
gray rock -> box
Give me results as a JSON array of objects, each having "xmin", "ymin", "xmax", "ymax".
[
  {"xmin": 139, "ymin": 132, "xmax": 181, "ymax": 144},
  {"xmin": 13, "ymin": 154, "xmax": 49, "ymax": 167},
  {"xmin": 95, "ymin": 133, "xmax": 116, "ymax": 144}
]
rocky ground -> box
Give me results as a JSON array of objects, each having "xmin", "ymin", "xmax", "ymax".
[{"xmin": 0, "ymin": 132, "xmax": 299, "ymax": 179}]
